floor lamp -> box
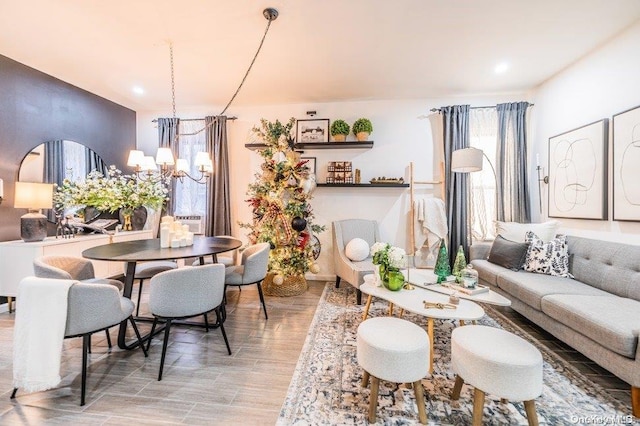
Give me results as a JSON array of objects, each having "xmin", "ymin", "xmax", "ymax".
[{"xmin": 451, "ymin": 147, "xmax": 497, "ymax": 245}]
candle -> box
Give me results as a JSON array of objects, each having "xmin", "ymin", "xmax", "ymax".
[
  {"xmin": 170, "ymin": 239, "xmax": 180, "ymax": 248},
  {"xmin": 161, "ymin": 215, "xmax": 173, "ymax": 223}
]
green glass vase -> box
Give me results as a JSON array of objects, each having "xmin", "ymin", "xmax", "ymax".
[{"xmin": 382, "ymin": 270, "xmax": 404, "ymax": 291}]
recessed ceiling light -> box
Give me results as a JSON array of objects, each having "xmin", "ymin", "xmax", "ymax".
[
  {"xmin": 494, "ymin": 62, "xmax": 509, "ymax": 74},
  {"xmin": 132, "ymin": 86, "xmax": 145, "ymax": 95}
]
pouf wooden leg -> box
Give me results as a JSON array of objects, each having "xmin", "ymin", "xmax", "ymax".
[
  {"xmin": 413, "ymin": 380, "xmax": 427, "ymax": 424},
  {"xmin": 362, "ymin": 370, "xmax": 370, "ymax": 387},
  {"xmin": 368, "ymin": 376, "xmax": 380, "ymax": 423},
  {"xmin": 472, "ymin": 388, "xmax": 485, "ymax": 426},
  {"xmin": 524, "ymin": 400, "xmax": 539, "ymax": 426},
  {"xmin": 451, "ymin": 375, "xmax": 464, "ymax": 400}
]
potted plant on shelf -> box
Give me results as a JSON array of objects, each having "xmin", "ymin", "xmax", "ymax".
[
  {"xmin": 330, "ymin": 119, "xmax": 350, "ymax": 142},
  {"xmin": 352, "ymin": 118, "xmax": 373, "ymax": 141}
]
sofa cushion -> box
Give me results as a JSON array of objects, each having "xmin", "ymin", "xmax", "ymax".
[
  {"xmin": 496, "ymin": 271, "xmax": 611, "ymax": 311},
  {"xmin": 541, "ymin": 295, "xmax": 640, "ymax": 358},
  {"xmin": 495, "ymin": 220, "xmax": 559, "ymax": 243},
  {"xmin": 471, "ymin": 259, "xmax": 510, "ymax": 287},
  {"xmin": 523, "ymin": 232, "xmax": 570, "ymax": 278},
  {"xmin": 487, "ymin": 235, "xmax": 529, "ymax": 271}
]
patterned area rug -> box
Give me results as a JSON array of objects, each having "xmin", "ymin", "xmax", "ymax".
[{"xmin": 278, "ymin": 283, "xmax": 636, "ymax": 425}]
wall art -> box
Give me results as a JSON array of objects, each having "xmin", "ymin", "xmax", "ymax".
[
  {"xmin": 296, "ymin": 119, "xmax": 329, "ymax": 143},
  {"xmin": 613, "ymin": 105, "xmax": 640, "ymax": 221}
]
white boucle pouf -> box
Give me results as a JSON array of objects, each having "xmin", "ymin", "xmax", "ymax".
[
  {"xmin": 451, "ymin": 325, "xmax": 543, "ymax": 425},
  {"xmin": 357, "ymin": 316, "xmax": 430, "ymax": 424}
]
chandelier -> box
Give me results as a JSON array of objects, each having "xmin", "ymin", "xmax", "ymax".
[{"xmin": 127, "ymin": 7, "xmax": 280, "ymax": 184}]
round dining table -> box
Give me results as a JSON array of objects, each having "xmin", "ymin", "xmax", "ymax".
[{"xmin": 83, "ymin": 236, "xmax": 242, "ymax": 349}]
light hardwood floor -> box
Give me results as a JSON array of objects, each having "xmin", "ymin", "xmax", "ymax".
[{"xmin": 0, "ymin": 282, "xmax": 631, "ymax": 424}]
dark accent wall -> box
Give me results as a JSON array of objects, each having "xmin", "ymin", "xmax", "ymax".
[{"xmin": 0, "ymin": 54, "xmax": 136, "ymax": 241}]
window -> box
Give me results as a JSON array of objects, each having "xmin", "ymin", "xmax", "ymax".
[
  {"xmin": 173, "ymin": 120, "xmax": 208, "ymax": 216},
  {"xmin": 469, "ymin": 108, "xmax": 497, "ymax": 241}
]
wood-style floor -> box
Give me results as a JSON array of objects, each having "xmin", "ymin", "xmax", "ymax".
[{"xmin": 0, "ymin": 282, "xmax": 632, "ymax": 424}]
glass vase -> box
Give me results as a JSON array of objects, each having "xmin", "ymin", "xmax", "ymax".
[{"xmin": 382, "ymin": 269, "xmax": 404, "ymax": 291}]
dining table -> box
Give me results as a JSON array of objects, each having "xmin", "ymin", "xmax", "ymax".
[{"xmin": 82, "ymin": 235, "xmax": 242, "ymax": 350}]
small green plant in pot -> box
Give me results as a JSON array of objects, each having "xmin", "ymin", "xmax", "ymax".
[
  {"xmin": 330, "ymin": 119, "xmax": 350, "ymax": 142},
  {"xmin": 352, "ymin": 118, "xmax": 373, "ymax": 141}
]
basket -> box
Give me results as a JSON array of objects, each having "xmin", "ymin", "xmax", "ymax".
[{"xmin": 263, "ymin": 272, "xmax": 308, "ymax": 297}]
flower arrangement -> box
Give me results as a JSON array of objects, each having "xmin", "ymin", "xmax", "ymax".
[
  {"xmin": 371, "ymin": 242, "xmax": 407, "ymax": 291},
  {"xmin": 54, "ymin": 166, "xmax": 169, "ymax": 214}
]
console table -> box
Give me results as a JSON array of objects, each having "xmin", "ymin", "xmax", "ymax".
[{"xmin": 0, "ymin": 230, "xmax": 153, "ymax": 312}]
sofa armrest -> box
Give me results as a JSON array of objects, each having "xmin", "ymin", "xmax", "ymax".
[{"xmin": 470, "ymin": 242, "xmax": 493, "ymax": 261}]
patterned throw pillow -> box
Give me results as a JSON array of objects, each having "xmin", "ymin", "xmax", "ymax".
[{"xmin": 523, "ymin": 231, "xmax": 571, "ymax": 277}]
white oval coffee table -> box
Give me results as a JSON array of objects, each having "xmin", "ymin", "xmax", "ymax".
[{"xmin": 360, "ymin": 274, "xmax": 485, "ymax": 373}]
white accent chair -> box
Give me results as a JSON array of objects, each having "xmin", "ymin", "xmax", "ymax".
[
  {"xmin": 332, "ymin": 219, "xmax": 380, "ymax": 304},
  {"xmin": 224, "ymin": 242, "xmax": 270, "ymax": 319},
  {"xmin": 146, "ymin": 264, "xmax": 230, "ymax": 381}
]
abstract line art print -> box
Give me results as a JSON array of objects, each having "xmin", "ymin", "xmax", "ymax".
[
  {"xmin": 613, "ymin": 105, "xmax": 640, "ymax": 221},
  {"xmin": 548, "ymin": 119, "xmax": 608, "ymax": 220}
]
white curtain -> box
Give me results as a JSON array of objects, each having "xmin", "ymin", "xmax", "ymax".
[
  {"xmin": 173, "ymin": 120, "xmax": 208, "ymax": 216},
  {"xmin": 469, "ymin": 108, "xmax": 497, "ymax": 241}
]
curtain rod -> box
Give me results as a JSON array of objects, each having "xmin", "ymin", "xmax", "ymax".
[
  {"xmin": 151, "ymin": 116, "xmax": 237, "ymax": 123},
  {"xmin": 429, "ymin": 103, "xmax": 534, "ymax": 113}
]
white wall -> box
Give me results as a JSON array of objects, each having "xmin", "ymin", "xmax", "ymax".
[
  {"xmin": 531, "ymin": 20, "xmax": 640, "ymax": 244},
  {"xmin": 138, "ymin": 94, "xmax": 526, "ymax": 280}
]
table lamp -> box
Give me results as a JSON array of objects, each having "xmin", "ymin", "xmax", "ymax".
[{"xmin": 14, "ymin": 182, "xmax": 54, "ymax": 242}]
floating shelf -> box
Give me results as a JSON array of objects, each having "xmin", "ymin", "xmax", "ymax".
[
  {"xmin": 245, "ymin": 141, "xmax": 374, "ymax": 151},
  {"xmin": 317, "ymin": 183, "xmax": 409, "ymax": 188}
]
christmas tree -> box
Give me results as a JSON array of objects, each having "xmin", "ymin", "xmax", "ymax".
[
  {"xmin": 240, "ymin": 118, "xmax": 324, "ymax": 293},
  {"xmin": 434, "ymin": 239, "xmax": 451, "ymax": 283},
  {"xmin": 452, "ymin": 245, "xmax": 467, "ymax": 283}
]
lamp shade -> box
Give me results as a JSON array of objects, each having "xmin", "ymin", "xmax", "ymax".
[
  {"xmin": 451, "ymin": 148, "xmax": 483, "ymax": 173},
  {"xmin": 127, "ymin": 150, "xmax": 145, "ymax": 167},
  {"xmin": 203, "ymin": 159, "xmax": 213, "ymax": 173},
  {"xmin": 175, "ymin": 158, "xmax": 189, "ymax": 173},
  {"xmin": 155, "ymin": 147, "xmax": 175, "ymax": 166},
  {"xmin": 141, "ymin": 156, "xmax": 158, "ymax": 172},
  {"xmin": 14, "ymin": 182, "xmax": 54, "ymax": 209},
  {"xmin": 194, "ymin": 151, "xmax": 210, "ymax": 167}
]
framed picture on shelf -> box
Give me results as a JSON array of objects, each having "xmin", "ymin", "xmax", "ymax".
[
  {"xmin": 296, "ymin": 119, "xmax": 330, "ymax": 143},
  {"xmin": 301, "ymin": 157, "xmax": 316, "ymax": 175},
  {"xmin": 547, "ymin": 119, "xmax": 608, "ymax": 220},
  {"xmin": 613, "ymin": 104, "xmax": 640, "ymax": 221}
]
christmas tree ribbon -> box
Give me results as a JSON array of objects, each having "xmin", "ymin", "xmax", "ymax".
[{"xmin": 257, "ymin": 203, "xmax": 293, "ymax": 241}]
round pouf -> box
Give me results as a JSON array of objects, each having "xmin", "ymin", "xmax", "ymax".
[
  {"xmin": 357, "ymin": 317, "xmax": 430, "ymax": 424},
  {"xmin": 451, "ymin": 325, "xmax": 543, "ymax": 425}
]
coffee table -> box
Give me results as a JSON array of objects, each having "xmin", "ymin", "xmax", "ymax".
[{"xmin": 360, "ymin": 274, "xmax": 485, "ymax": 373}]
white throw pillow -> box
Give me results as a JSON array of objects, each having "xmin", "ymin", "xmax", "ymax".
[
  {"xmin": 345, "ymin": 238, "xmax": 370, "ymax": 262},
  {"xmin": 495, "ymin": 220, "xmax": 559, "ymax": 243},
  {"xmin": 523, "ymin": 231, "xmax": 571, "ymax": 278}
]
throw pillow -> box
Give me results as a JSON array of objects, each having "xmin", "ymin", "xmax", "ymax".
[
  {"xmin": 495, "ymin": 220, "xmax": 559, "ymax": 243},
  {"xmin": 487, "ymin": 235, "xmax": 530, "ymax": 271},
  {"xmin": 523, "ymin": 231, "xmax": 571, "ymax": 278},
  {"xmin": 345, "ymin": 238, "xmax": 370, "ymax": 262}
]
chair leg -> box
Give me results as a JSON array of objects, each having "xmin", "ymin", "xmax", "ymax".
[
  {"xmin": 361, "ymin": 370, "xmax": 370, "ymax": 387},
  {"xmin": 136, "ymin": 279, "xmax": 144, "ymax": 317},
  {"xmin": 335, "ymin": 276, "xmax": 341, "ymax": 288},
  {"xmin": 87, "ymin": 334, "xmax": 92, "ymax": 354},
  {"xmin": 10, "ymin": 388, "xmax": 17, "ymax": 399},
  {"xmin": 146, "ymin": 317, "xmax": 158, "ymax": 352},
  {"xmin": 128, "ymin": 316, "xmax": 148, "ymax": 357},
  {"xmin": 523, "ymin": 400, "xmax": 539, "ymax": 426},
  {"xmin": 633, "ymin": 386, "xmax": 640, "ymax": 418},
  {"xmin": 105, "ymin": 329, "xmax": 112, "ymax": 349},
  {"xmin": 356, "ymin": 289, "xmax": 362, "ymax": 305},
  {"xmin": 257, "ymin": 281, "xmax": 268, "ymax": 320},
  {"xmin": 81, "ymin": 334, "xmax": 90, "ymax": 406},
  {"xmin": 216, "ymin": 307, "xmax": 232, "ymax": 355},
  {"xmin": 413, "ymin": 380, "xmax": 427, "ymax": 424},
  {"xmin": 204, "ymin": 313, "xmax": 209, "ymax": 332},
  {"xmin": 7, "ymin": 296, "xmax": 13, "ymax": 314},
  {"xmin": 368, "ymin": 376, "xmax": 379, "ymax": 423},
  {"xmin": 158, "ymin": 319, "xmax": 172, "ymax": 381},
  {"xmin": 472, "ymin": 388, "xmax": 485, "ymax": 426}
]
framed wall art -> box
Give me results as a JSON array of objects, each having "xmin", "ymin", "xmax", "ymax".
[
  {"xmin": 548, "ymin": 119, "xmax": 608, "ymax": 220},
  {"xmin": 296, "ymin": 119, "xmax": 329, "ymax": 143},
  {"xmin": 613, "ymin": 105, "xmax": 640, "ymax": 221}
]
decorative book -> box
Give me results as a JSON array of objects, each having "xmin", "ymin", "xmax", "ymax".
[{"xmin": 446, "ymin": 283, "xmax": 490, "ymax": 295}]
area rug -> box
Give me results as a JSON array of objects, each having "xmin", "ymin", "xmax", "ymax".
[{"xmin": 278, "ymin": 283, "xmax": 636, "ymax": 425}]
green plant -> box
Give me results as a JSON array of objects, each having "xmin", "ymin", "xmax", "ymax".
[
  {"xmin": 330, "ymin": 119, "xmax": 350, "ymax": 136},
  {"xmin": 352, "ymin": 118, "xmax": 373, "ymax": 135}
]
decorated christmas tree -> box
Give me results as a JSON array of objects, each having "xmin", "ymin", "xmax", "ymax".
[
  {"xmin": 434, "ymin": 239, "xmax": 451, "ymax": 283},
  {"xmin": 240, "ymin": 118, "xmax": 324, "ymax": 296},
  {"xmin": 452, "ymin": 245, "xmax": 467, "ymax": 283}
]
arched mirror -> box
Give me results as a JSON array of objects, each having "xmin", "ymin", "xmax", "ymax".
[{"xmin": 18, "ymin": 140, "xmax": 109, "ymax": 221}]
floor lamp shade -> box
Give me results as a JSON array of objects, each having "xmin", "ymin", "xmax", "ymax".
[
  {"xmin": 14, "ymin": 182, "xmax": 54, "ymax": 242},
  {"xmin": 451, "ymin": 148, "xmax": 483, "ymax": 173}
]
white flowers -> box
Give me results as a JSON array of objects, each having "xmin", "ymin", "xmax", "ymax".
[{"xmin": 371, "ymin": 242, "xmax": 406, "ymax": 270}]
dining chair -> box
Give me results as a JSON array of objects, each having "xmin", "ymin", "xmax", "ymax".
[
  {"xmin": 33, "ymin": 255, "xmax": 124, "ymax": 349},
  {"xmin": 124, "ymin": 261, "xmax": 177, "ymax": 316},
  {"xmin": 191, "ymin": 235, "xmax": 240, "ymax": 267},
  {"xmin": 11, "ymin": 278, "xmax": 148, "ymax": 406},
  {"xmin": 224, "ymin": 242, "xmax": 270, "ymax": 319},
  {"xmin": 146, "ymin": 264, "xmax": 230, "ymax": 381}
]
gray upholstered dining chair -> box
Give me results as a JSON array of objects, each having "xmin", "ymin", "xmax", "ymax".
[
  {"xmin": 33, "ymin": 255, "xmax": 124, "ymax": 348},
  {"xmin": 11, "ymin": 277, "xmax": 147, "ymax": 406},
  {"xmin": 332, "ymin": 219, "xmax": 380, "ymax": 305},
  {"xmin": 146, "ymin": 264, "xmax": 230, "ymax": 381},
  {"xmin": 124, "ymin": 261, "xmax": 177, "ymax": 316},
  {"xmin": 224, "ymin": 242, "xmax": 270, "ymax": 319}
]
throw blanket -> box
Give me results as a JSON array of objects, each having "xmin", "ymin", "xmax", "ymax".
[
  {"xmin": 13, "ymin": 277, "xmax": 74, "ymax": 393},
  {"xmin": 413, "ymin": 198, "xmax": 448, "ymax": 253}
]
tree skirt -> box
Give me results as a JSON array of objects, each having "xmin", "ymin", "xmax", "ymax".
[{"xmin": 278, "ymin": 283, "xmax": 634, "ymax": 425}]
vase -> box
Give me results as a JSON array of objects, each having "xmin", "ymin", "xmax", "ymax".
[
  {"xmin": 356, "ymin": 131, "xmax": 369, "ymax": 141},
  {"xmin": 378, "ymin": 266, "xmax": 404, "ymax": 291},
  {"xmin": 332, "ymin": 134, "xmax": 346, "ymax": 142},
  {"xmin": 119, "ymin": 206, "xmax": 147, "ymax": 231}
]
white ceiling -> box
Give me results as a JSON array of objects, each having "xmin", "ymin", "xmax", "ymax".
[{"xmin": 1, "ymin": 0, "xmax": 639, "ymax": 113}]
